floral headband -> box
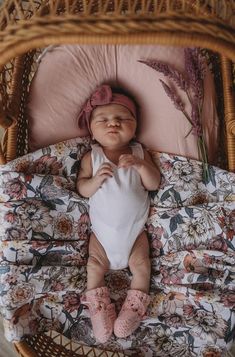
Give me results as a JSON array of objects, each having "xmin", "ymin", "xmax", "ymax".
[{"xmin": 77, "ymin": 84, "xmax": 137, "ymax": 132}]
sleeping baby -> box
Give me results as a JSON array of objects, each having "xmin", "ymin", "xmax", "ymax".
[{"xmin": 77, "ymin": 84, "xmax": 160, "ymax": 343}]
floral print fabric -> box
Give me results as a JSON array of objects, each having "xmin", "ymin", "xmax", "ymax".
[{"xmin": 0, "ymin": 138, "xmax": 234, "ymax": 357}]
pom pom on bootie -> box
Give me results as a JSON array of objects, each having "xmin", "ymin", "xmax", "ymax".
[
  {"xmin": 82, "ymin": 286, "xmax": 116, "ymax": 343},
  {"xmin": 114, "ymin": 289, "xmax": 150, "ymax": 338}
]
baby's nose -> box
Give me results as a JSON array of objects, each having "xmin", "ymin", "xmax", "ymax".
[{"xmin": 108, "ymin": 118, "xmax": 120, "ymax": 126}]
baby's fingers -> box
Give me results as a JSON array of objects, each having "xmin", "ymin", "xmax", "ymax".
[
  {"xmin": 97, "ymin": 167, "xmax": 113, "ymax": 177},
  {"xmin": 96, "ymin": 162, "xmax": 114, "ymax": 176},
  {"xmin": 118, "ymin": 155, "xmax": 135, "ymax": 168},
  {"xmin": 99, "ymin": 162, "xmax": 113, "ymax": 170}
]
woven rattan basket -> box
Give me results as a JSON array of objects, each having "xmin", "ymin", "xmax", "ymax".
[{"xmin": 0, "ymin": 1, "xmax": 234, "ymax": 356}]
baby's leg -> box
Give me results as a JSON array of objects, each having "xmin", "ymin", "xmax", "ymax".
[
  {"xmin": 114, "ymin": 231, "xmax": 151, "ymax": 338},
  {"xmin": 87, "ymin": 233, "xmax": 110, "ymax": 290},
  {"xmin": 128, "ymin": 230, "xmax": 151, "ymax": 293},
  {"xmin": 85, "ymin": 234, "xmax": 115, "ymax": 343}
]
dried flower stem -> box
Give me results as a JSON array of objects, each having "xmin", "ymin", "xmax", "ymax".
[
  {"xmin": 198, "ymin": 135, "xmax": 209, "ymax": 181},
  {"xmin": 139, "ymin": 48, "xmax": 210, "ymax": 181}
]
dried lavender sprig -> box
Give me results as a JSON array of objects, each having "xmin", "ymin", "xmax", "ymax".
[
  {"xmin": 159, "ymin": 79, "xmax": 193, "ymax": 126},
  {"xmin": 139, "ymin": 51, "xmax": 209, "ymax": 181},
  {"xmin": 139, "ymin": 59, "xmax": 189, "ymax": 91},
  {"xmin": 184, "ymin": 48, "xmax": 204, "ymax": 100},
  {"xmin": 191, "ymin": 99, "xmax": 203, "ymax": 136}
]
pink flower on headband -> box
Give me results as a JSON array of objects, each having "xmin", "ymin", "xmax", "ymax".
[
  {"xmin": 84, "ymin": 85, "xmax": 112, "ymax": 113},
  {"xmin": 77, "ymin": 84, "xmax": 137, "ymax": 133},
  {"xmin": 78, "ymin": 85, "xmax": 112, "ymax": 130}
]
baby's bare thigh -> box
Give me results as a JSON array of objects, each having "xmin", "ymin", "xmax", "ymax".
[
  {"xmin": 88, "ymin": 233, "xmax": 110, "ymax": 269},
  {"xmin": 129, "ymin": 231, "xmax": 150, "ymax": 267}
]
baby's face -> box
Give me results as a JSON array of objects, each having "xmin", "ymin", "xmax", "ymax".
[{"xmin": 90, "ymin": 103, "xmax": 137, "ymax": 149}]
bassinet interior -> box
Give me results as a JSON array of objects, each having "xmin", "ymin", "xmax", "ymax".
[{"xmin": 0, "ymin": 1, "xmax": 234, "ymax": 357}]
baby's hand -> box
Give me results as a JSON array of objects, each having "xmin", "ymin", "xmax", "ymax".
[
  {"xmin": 118, "ymin": 154, "xmax": 143, "ymax": 170},
  {"xmin": 93, "ymin": 162, "xmax": 114, "ymax": 186}
]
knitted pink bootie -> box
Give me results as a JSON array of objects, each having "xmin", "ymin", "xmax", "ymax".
[
  {"xmin": 83, "ymin": 287, "xmax": 116, "ymax": 343},
  {"xmin": 114, "ymin": 289, "xmax": 150, "ymax": 338}
]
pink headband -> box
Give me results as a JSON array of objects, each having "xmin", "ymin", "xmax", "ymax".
[{"xmin": 77, "ymin": 84, "xmax": 137, "ymax": 132}]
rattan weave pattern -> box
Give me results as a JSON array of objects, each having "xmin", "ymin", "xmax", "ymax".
[
  {"xmin": 0, "ymin": 1, "xmax": 234, "ymax": 356},
  {"xmin": 0, "ymin": 0, "xmax": 234, "ymax": 66},
  {"xmin": 15, "ymin": 330, "xmax": 127, "ymax": 357}
]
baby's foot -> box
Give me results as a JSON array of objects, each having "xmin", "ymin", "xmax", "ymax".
[
  {"xmin": 83, "ymin": 286, "xmax": 116, "ymax": 343},
  {"xmin": 114, "ymin": 289, "xmax": 150, "ymax": 338}
]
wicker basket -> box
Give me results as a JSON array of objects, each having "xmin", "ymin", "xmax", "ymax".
[{"xmin": 0, "ymin": 1, "xmax": 234, "ymax": 356}]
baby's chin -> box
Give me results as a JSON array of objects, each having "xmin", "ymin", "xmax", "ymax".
[{"xmin": 98, "ymin": 135, "xmax": 129, "ymax": 145}]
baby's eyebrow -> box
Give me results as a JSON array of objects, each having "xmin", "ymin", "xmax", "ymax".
[
  {"xmin": 93, "ymin": 111, "xmax": 134, "ymax": 120},
  {"xmin": 94, "ymin": 112, "xmax": 106, "ymax": 118}
]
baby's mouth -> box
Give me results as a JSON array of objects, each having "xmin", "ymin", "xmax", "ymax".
[{"xmin": 107, "ymin": 130, "xmax": 119, "ymax": 134}]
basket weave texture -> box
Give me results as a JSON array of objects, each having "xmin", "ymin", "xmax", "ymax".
[
  {"xmin": 15, "ymin": 331, "xmax": 127, "ymax": 357},
  {"xmin": 0, "ymin": 1, "xmax": 234, "ymax": 357}
]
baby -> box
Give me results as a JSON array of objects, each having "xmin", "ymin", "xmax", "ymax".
[{"xmin": 77, "ymin": 84, "xmax": 160, "ymax": 343}]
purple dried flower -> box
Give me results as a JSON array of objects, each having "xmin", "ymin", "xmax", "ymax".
[
  {"xmin": 188, "ymin": 94, "xmax": 203, "ymax": 136},
  {"xmin": 159, "ymin": 79, "xmax": 185, "ymax": 112},
  {"xmin": 184, "ymin": 48, "xmax": 204, "ymax": 100},
  {"xmin": 138, "ymin": 50, "xmax": 209, "ymax": 180},
  {"xmin": 139, "ymin": 59, "xmax": 189, "ymax": 91},
  {"xmin": 192, "ymin": 124, "xmax": 203, "ymax": 136}
]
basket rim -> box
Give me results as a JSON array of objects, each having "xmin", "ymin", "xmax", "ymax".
[
  {"xmin": 0, "ymin": 27, "xmax": 235, "ymax": 69},
  {"xmin": 0, "ymin": 0, "xmax": 235, "ymax": 66}
]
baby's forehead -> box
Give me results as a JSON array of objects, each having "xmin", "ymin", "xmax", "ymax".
[{"xmin": 92, "ymin": 103, "xmax": 134, "ymax": 118}]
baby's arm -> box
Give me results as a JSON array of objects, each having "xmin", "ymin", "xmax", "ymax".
[
  {"xmin": 118, "ymin": 149, "xmax": 160, "ymax": 191},
  {"xmin": 77, "ymin": 151, "xmax": 113, "ymax": 198}
]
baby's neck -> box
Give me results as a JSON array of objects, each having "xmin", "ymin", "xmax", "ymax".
[
  {"xmin": 102, "ymin": 143, "xmax": 130, "ymax": 152},
  {"xmin": 102, "ymin": 144, "xmax": 132, "ymax": 165}
]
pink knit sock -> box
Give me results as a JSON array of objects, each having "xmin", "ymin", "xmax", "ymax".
[
  {"xmin": 83, "ymin": 287, "xmax": 116, "ymax": 343},
  {"xmin": 114, "ymin": 289, "xmax": 150, "ymax": 338}
]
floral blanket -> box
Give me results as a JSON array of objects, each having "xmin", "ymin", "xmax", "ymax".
[{"xmin": 0, "ymin": 137, "xmax": 234, "ymax": 357}]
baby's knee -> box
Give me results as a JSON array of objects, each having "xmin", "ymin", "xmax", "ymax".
[
  {"xmin": 129, "ymin": 254, "xmax": 151, "ymax": 275},
  {"xmin": 87, "ymin": 254, "xmax": 109, "ymax": 274}
]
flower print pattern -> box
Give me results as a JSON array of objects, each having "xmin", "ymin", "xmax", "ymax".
[
  {"xmin": 220, "ymin": 290, "xmax": 235, "ymax": 308},
  {"xmin": 208, "ymin": 236, "xmax": 228, "ymax": 252},
  {"xmin": 5, "ymin": 227, "xmax": 27, "ymax": 241},
  {"xmin": 185, "ymin": 308, "xmax": 228, "ymax": 342},
  {"xmin": 13, "ymin": 156, "xmax": 33, "ymax": 173},
  {"xmin": 30, "ymin": 155, "xmax": 63, "ymax": 175},
  {"xmin": 0, "ymin": 138, "xmax": 234, "ymax": 356},
  {"xmin": 152, "ymin": 152, "xmax": 235, "ymax": 208},
  {"xmin": 218, "ymin": 207, "xmax": 235, "ymax": 241},
  {"xmin": 17, "ymin": 200, "xmax": 52, "ymax": 232},
  {"xmin": 69, "ymin": 317, "xmax": 95, "ymax": 345},
  {"xmin": 106, "ymin": 270, "xmax": 131, "ymax": 294},
  {"xmin": 3, "ymin": 177, "xmax": 27, "ymax": 200},
  {"xmin": 148, "ymin": 223, "xmax": 164, "ymax": 257},
  {"xmin": 183, "ymin": 253, "xmax": 208, "ymax": 274},
  {"xmin": 3, "ymin": 283, "xmax": 35, "ymax": 308},
  {"xmin": 160, "ymin": 265, "xmax": 185, "ymax": 284},
  {"xmin": 166, "ymin": 159, "xmax": 202, "ymax": 190},
  {"xmin": 76, "ymin": 213, "xmax": 91, "ymax": 240},
  {"xmin": 200, "ymin": 345, "xmax": 224, "ymax": 357},
  {"xmin": 162, "ymin": 292, "xmax": 186, "ymax": 315},
  {"xmin": 54, "ymin": 213, "xmax": 74, "ymax": 239},
  {"xmin": 180, "ymin": 216, "xmax": 213, "ymax": 246},
  {"xmin": 62, "ymin": 292, "xmax": 81, "ymax": 313}
]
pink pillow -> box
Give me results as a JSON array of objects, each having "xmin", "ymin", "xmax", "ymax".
[
  {"xmin": 27, "ymin": 45, "xmax": 117, "ymax": 150},
  {"xmin": 28, "ymin": 45, "xmax": 218, "ymax": 163}
]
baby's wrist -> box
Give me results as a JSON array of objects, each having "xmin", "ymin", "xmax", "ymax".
[{"xmin": 135, "ymin": 159, "xmax": 145, "ymax": 171}]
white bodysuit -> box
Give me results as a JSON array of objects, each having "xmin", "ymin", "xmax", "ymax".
[{"xmin": 89, "ymin": 142, "xmax": 150, "ymax": 270}]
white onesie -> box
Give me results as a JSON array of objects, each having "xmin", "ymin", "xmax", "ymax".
[{"xmin": 89, "ymin": 142, "xmax": 150, "ymax": 270}]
